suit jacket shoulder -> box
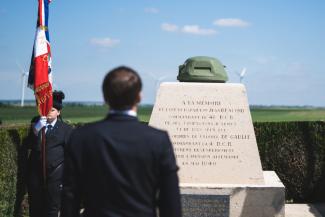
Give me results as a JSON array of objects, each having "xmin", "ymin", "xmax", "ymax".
[{"xmin": 63, "ymin": 115, "xmax": 180, "ymax": 217}]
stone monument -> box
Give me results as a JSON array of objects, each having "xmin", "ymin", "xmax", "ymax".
[{"xmin": 149, "ymin": 56, "xmax": 285, "ymax": 217}]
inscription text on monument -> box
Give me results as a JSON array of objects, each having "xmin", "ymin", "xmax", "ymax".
[{"xmin": 149, "ymin": 83, "xmax": 264, "ymax": 184}]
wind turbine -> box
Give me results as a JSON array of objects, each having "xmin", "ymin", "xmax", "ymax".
[
  {"xmin": 154, "ymin": 75, "xmax": 169, "ymax": 90},
  {"xmin": 16, "ymin": 62, "xmax": 29, "ymax": 107},
  {"xmin": 145, "ymin": 71, "xmax": 171, "ymax": 91},
  {"xmin": 236, "ymin": 67, "xmax": 246, "ymax": 83}
]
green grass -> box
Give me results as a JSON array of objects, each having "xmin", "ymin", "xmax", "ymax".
[
  {"xmin": 0, "ymin": 105, "xmax": 324, "ymax": 126},
  {"xmin": 251, "ymin": 108, "xmax": 325, "ymax": 122},
  {"xmin": 0, "ymin": 105, "xmax": 153, "ymax": 125}
]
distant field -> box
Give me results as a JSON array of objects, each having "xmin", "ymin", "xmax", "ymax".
[
  {"xmin": 0, "ymin": 105, "xmax": 324, "ymax": 126},
  {"xmin": 251, "ymin": 108, "xmax": 325, "ymax": 122},
  {"xmin": 0, "ymin": 105, "xmax": 152, "ymax": 125}
]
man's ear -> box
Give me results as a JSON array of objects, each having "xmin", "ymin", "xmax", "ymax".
[{"xmin": 136, "ymin": 91, "xmax": 142, "ymax": 104}]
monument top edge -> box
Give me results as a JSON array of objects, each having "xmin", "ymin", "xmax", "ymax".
[
  {"xmin": 180, "ymin": 183, "xmax": 266, "ymax": 188},
  {"xmin": 160, "ymin": 82, "xmax": 245, "ymax": 87}
]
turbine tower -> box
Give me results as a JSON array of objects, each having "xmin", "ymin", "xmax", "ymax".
[
  {"xmin": 16, "ymin": 62, "xmax": 29, "ymax": 107},
  {"xmin": 145, "ymin": 71, "xmax": 170, "ymax": 90}
]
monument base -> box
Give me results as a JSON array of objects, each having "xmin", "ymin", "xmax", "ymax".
[{"xmin": 180, "ymin": 171, "xmax": 285, "ymax": 217}]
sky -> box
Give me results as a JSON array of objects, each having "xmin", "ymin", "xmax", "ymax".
[{"xmin": 0, "ymin": 0, "xmax": 325, "ymax": 106}]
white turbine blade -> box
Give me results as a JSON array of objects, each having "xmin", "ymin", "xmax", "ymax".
[
  {"xmin": 16, "ymin": 61, "xmax": 24, "ymax": 72},
  {"xmin": 144, "ymin": 71, "xmax": 158, "ymax": 80},
  {"xmin": 16, "ymin": 61, "xmax": 26, "ymax": 75},
  {"xmin": 157, "ymin": 75, "xmax": 169, "ymax": 82},
  {"xmin": 155, "ymin": 75, "xmax": 168, "ymax": 90},
  {"xmin": 52, "ymin": 82, "xmax": 59, "ymax": 91},
  {"xmin": 232, "ymin": 69, "xmax": 240, "ymax": 77},
  {"xmin": 240, "ymin": 67, "xmax": 246, "ymax": 77},
  {"xmin": 16, "ymin": 61, "xmax": 29, "ymax": 78}
]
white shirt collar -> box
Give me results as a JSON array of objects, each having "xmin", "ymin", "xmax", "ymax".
[
  {"xmin": 47, "ymin": 118, "xmax": 57, "ymax": 127},
  {"xmin": 109, "ymin": 109, "xmax": 137, "ymax": 117}
]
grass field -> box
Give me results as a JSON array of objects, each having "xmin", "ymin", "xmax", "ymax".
[
  {"xmin": 251, "ymin": 108, "xmax": 325, "ymax": 122},
  {"xmin": 0, "ymin": 105, "xmax": 324, "ymax": 126},
  {"xmin": 0, "ymin": 105, "xmax": 152, "ymax": 125}
]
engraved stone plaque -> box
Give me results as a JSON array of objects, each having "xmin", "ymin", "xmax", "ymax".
[
  {"xmin": 182, "ymin": 194, "xmax": 229, "ymax": 217},
  {"xmin": 149, "ymin": 82, "xmax": 264, "ymax": 184}
]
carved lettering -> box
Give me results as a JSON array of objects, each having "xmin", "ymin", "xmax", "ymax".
[{"xmin": 154, "ymin": 96, "xmax": 252, "ymax": 167}]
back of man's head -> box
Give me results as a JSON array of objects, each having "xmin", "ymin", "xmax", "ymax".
[{"xmin": 102, "ymin": 66, "xmax": 142, "ymax": 110}]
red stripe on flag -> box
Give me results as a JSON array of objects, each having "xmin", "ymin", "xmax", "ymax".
[
  {"xmin": 34, "ymin": 54, "xmax": 49, "ymax": 87},
  {"xmin": 35, "ymin": 83, "xmax": 53, "ymax": 116},
  {"xmin": 34, "ymin": 54, "xmax": 52, "ymax": 116}
]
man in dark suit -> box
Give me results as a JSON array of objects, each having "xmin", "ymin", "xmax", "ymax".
[
  {"xmin": 61, "ymin": 66, "xmax": 181, "ymax": 217},
  {"xmin": 28, "ymin": 91, "xmax": 72, "ymax": 217}
]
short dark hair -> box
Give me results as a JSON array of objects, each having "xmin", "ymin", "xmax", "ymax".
[{"xmin": 102, "ymin": 66, "xmax": 142, "ymax": 110}]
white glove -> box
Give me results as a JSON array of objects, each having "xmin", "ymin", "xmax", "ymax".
[{"xmin": 33, "ymin": 116, "xmax": 47, "ymax": 134}]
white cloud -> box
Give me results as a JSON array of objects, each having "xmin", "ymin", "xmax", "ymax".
[
  {"xmin": 90, "ymin": 37, "xmax": 120, "ymax": 48},
  {"xmin": 161, "ymin": 23, "xmax": 217, "ymax": 36},
  {"xmin": 181, "ymin": 25, "xmax": 217, "ymax": 35},
  {"xmin": 161, "ymin": 23, "xmax": 179, "ymax": 32},
  {"xmin": 144, "ymin": 7, "xmax": 159, "ymax": 14},
  {"xmin": 213, "ymin": 18, "xmax": 250, "ymax": 27}
]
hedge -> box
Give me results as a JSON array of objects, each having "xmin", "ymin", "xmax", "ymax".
[
  {"xmin": 0, "ymin": 125, "xmax": 29, "ymax": 217},
  {"xmin": 0, "ymin": 121, "xmax": 325, "ymax": 216},
  {"xmin": 255, "ymin": 121, "xmax": 325, "ymax": 202}
]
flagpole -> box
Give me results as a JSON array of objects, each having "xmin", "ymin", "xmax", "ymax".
[
  {"xmin": 41, "ymin": 128, "xmax": 47, "ymax": 185},
  {"xmin": 28, "ymin": 0, "xmax": 53, "ymax": 187}
]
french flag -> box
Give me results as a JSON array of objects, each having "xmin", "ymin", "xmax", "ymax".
[{"xmin": 28, "ymin": 0, "xmax": 53, "ymax": 116}]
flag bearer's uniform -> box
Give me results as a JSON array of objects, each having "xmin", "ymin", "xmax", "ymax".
[{"xmin": 27, "ymin": 91, "xmax": 72, "ymax": 217}]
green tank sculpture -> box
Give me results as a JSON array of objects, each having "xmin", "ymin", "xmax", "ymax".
[{"xmin": 177, "ymin": 56, "xmax": 228, "ymax": 82}]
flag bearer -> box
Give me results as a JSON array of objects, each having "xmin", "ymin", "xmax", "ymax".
[{"xmin": 27, "ymin": 90, "xmax": 72, "ymax": 217}]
